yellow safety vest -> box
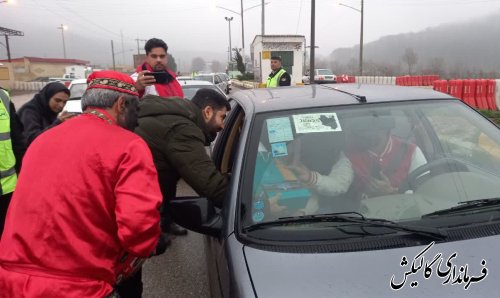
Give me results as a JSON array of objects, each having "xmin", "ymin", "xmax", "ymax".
[
  {"xmin": 266, "ymin": 68, "xmax": 287, "ymax": 88},
  {"xmin": 0, "ymin": 89, "xmax": 17, "ymax": 195}
]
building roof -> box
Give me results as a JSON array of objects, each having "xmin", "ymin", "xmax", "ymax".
[
  {"xmin": 0, "ymin": 57, "xmax": 90, "ymax": 65},
  {"xmin": 252, "ymin": 35, "xmax": 305, "ymax": 46}
]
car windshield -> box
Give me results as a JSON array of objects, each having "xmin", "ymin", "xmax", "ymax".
[
  {"xmin": 242, "ymin": 100, "xmax": 500, "ymax": 233},
  {"xmin": 69, "ymin": 83, "xmax": 87, "ymax": 99},
  {"xmin": 317, "ymin": 69, "xmax": 333, "ymax": 75},
  {"xmin": 182, "ymin": 85, "xmax": 222, "ymax": 100},
  {"xmin": 194, "ymin": 75, "xmax": 214, "ymax": 83}
]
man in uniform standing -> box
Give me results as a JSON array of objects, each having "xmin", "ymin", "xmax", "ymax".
[
  {"xmin": 266, "ymin": 56, "xmax": 291, "ymax": 87},
  {"xmin": 0, "ymin": 87, "xmax": 26, "ymax": 237}
]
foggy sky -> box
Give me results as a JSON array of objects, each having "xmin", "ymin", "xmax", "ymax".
[{"xmin": 1, "ymin": 0, "xmax": 500, "ymax": 69}]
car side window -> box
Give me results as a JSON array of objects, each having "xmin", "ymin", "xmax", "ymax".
[{"xmin": 212, "ymin": 103, "xmax": 245, "ymax": 175}]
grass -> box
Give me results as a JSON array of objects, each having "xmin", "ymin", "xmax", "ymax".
[{"xmin": 478, "ymin": 109, "xmax": 500, "ymax": 125}]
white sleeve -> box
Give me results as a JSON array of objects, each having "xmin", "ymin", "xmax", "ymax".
[
  {"xmin": 314, "ymin": 152, "xmax": 354, "ymax": 197},
  {"xmin": 409, "ymin": 146, "xmax": 427, "ymax": 173},
  {"xmin": 130, "ymin": 72, "xmax": 139, "ymax": 82}
]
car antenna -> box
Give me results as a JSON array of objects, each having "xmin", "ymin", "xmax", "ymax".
[{"xmin": 322, "ymin": 85, "xmax": 367, "ymax": 103}]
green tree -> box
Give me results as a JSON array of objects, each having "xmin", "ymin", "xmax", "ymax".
[
  {"xmin": 233, "ymin": 48, "xmax": 246, "ymax": 74},
  {"xmin": 191, "ymin": 57, "xmax": 206, "ymax": 72},
  {"xmin": 167, "ymin": 54, "xmax": 177, "ymax": 72}
]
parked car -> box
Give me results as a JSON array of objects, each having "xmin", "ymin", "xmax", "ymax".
[
  {"xmin": 194, "ymin": 73, "xmax": 229, "ymax": 94},
  {"xmin": 302, "ymin": 68, "xmax": 337, "ymax": 84},
  {"xmin": 63, "ymin": 78, "xmax": 87, "ymax": 113},
  {"xmin": 177, "ymin": 76, "xmax": 193, "ymax": 81},
  {"xmin": 172, "ymin": 84, "xmax": 500, "ymax": 297},
  {"xmin": 216, "ymin": 72, "xmax": 232, "ymax": 94},
  {"xmin": 178, "ymin": 79, "xmax": 227, "ymax": 100}
]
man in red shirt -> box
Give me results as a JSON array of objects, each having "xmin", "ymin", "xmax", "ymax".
[
  {"xmin": 131, "ymin": 38, "xmax": 184, "ymax": 99},
  {"xmin": 0, "ymin": 71, "xmax": 162, "ymax": 298}
]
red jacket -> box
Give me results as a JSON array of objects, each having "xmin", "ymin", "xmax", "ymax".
[
  {"xmin": 0, "ymin": 112, "xmax": 162, "ymax": 297},
  {"xmin": 348, "ymin": 135, "xmax": 416, "ymax": 190},
  {"xmin": 135, "ymin": 63, "xmax": 184, "ymax": 98}
]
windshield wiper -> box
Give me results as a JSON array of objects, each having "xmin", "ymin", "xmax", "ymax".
[
  {"xmin": 243, "ymin": 212, "xmax": 447, "ymax": 240},
  {"xmin": 422, "ymin": 197, "xmax": 500, "ymax": 218}
]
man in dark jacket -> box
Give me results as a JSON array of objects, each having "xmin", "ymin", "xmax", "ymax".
[
  {"xmin": 122, "ymin": 89, "xmax": 229, "ymax": 298},
  {"xmin": 136, "ymin": 88, "xmax": 229, "ymax": 213}
]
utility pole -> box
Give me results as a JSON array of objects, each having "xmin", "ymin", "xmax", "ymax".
[
  {"xmin": 261, "ymin": 0, "xmax": 265, "ymax": 35},
  {"xmin": 111, "ymin": 40, "xmax": 116, "ymax": 70},
  {"xmin": 240, "ymin": 0, "xmax": 245, "ymax": 64},
  {"xmin": 225, "ymin": 17, "xmax": 234, "ymax": 65},
  {"xmin": 309, "ymin": 0, "xmax": 316, "ymax": 84},
  {"xmin": 0, "ymin": 27, "xmax": 23, "ymax": 63},
  {"xmin": 359, "ymin": 0, "xmax": 364, "ymax": 76},
  {"xmin": 120, "ymin": 29, "xmax": 125, "ymax": 65},
  {"xmin": 134, "ymin": 38, "xmax": 147, "ymax": 55},
  {"xmin": 57, "ymin": 24, "xmax": 67, "ymax": 59}
]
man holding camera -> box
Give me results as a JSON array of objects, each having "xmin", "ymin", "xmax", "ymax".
[{"xmin": 132, "ymin": 38, "xmax": 184, "ymax": 99}]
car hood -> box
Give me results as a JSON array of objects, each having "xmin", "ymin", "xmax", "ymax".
[{"xmin": 244, "ymin": 235, "xmax": 499, "ymax": 297}]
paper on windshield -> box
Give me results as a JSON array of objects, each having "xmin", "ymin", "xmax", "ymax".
[
  {"xmin": 293, "ymin": 113, "xmax": 342, "ymax": 133},
  {"xmin": 266, "ymin": 117, "xmax": 294, "ymax": 143}
]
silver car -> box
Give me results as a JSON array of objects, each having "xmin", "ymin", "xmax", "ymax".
[{"xmin": 173, "ymin": 84, "xmax": 500, "ymax": 297}]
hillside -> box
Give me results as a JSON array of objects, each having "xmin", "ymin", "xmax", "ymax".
[{"xmin": 329, "ymin": 11, "xmax": 500, "ymax": 77}]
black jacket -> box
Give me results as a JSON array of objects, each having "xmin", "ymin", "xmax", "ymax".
[
  {"xmin": 135, "ymin": 95, "xmax": 228, "ymax": 206},
  {"xmin": 9, "ymin": 101, "xmax": 27, "ymax": 173},
  {"xmin": 17, "ymin": 82, "xmax": 69, "ymax": 146}
]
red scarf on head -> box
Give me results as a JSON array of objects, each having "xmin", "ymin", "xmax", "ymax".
[{"xmin": 136, "ymin": 63, "xmax": 184, "ymax": 98}]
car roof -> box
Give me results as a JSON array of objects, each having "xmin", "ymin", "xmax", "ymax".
[
  {"xmin": 69, "ymin": 79, "xmax": 87, "ymax": 84},
  {"xmin": 231, "ymin": 84, "xmax": 456, "ymax": 114},
  {"xmin": 178, "ymin": 80, "xmax": 215, "ymax": 86}
]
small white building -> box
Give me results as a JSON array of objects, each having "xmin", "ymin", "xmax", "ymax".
[{"xmin": 251, "ymin": 35, "xmax": 306, "ymax": 85}]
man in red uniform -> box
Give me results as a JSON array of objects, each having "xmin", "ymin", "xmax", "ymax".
[{"xmin": 0, "ymin": 71, "xmax": 162, "ymax": 298}]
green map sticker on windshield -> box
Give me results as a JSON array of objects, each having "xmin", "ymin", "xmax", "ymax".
[
  {"xmin": 292, "ymin": 113, "xmax": 342, "ymax": 134},
  {"xmin": 267, "ymin": 117, "xmax": 294, "ymax": 143}
]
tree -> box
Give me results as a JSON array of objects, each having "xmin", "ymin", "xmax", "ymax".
[
  {"xmin": 167, "ymin": 54, "xmax": 177, "ymax": 72},
  {"xmin": 233, "ymin": 48, "xmax": 246, "ymax": 74},
  {"xmin": 427, "ymin": 57, "xmax": 446, "ymax": 77},
  {"xmin": 211, "ymin": 60, "xmax": 223, "ymax": 73},
  {"xmin": 402, "ymin": 48, "xmax": 418, "ymax": 75},
  {"xmin": 191, "ymin": 57, "xmax": 206, "ymax": 72}
]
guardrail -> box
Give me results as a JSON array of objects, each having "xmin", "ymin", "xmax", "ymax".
[{"xmin": 12, "ymin": 81, "xmax": 48, "ymax": 91}]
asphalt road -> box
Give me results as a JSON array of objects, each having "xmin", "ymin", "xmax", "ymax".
[{"xmin": 10, "ymin": 86, "xmax": 244, "ymax": 297}]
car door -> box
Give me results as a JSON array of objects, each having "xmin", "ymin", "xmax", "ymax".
[{"xmin": 206, "ymin": 102, "xmax": 246, "ymax": 298}]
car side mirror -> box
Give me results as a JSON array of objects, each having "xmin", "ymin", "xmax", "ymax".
[{"xmin": 170, "ymin": 196, "xmax": 222, "ymax": 237}]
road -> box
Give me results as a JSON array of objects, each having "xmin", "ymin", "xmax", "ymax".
[{"xmin": 10, "ymin": 86, "xmax": 244, "ymax": 297}]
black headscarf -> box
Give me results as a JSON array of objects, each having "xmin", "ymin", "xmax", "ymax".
[
  {"xmin": 32, "ymin": 82, "xmax": 71, "ymax": 120},
  {"xmin": 18, "ymin": 82, "xmax": 70, "ymax": 146}
]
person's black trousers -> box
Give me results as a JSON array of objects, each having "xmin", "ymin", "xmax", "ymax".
[
  {"xmin": 0, "ymin": 192, "xmax": 13, "ymax": 237},
  {"xmin": 115, "ymin": 269, "xmax": 143, "ymax": 298}
]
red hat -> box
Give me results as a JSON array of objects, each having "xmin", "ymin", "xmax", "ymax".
[{"xmin": 87, "ymin": 70, "xmax": 139, "ymax": 97}]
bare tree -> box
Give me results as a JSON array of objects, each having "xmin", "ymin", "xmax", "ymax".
[
  {"xmin": 426, "ymin": 57, "xmax": 446, "ymax": 77},
  {"xmin": 191, "ymin": 57, "xmax": 206, "ymax": 72},
  {"xmin": 402, "ymin": 48, "xmax": 418, "ymax": 75},
  {"xmin": 211, "ymin": 60, "xmax": 223, "ymax": 73}
]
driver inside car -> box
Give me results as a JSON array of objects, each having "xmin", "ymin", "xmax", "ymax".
[{"xmin": 345, "ymin": 115, "xmax": 427, "ymax": 198}]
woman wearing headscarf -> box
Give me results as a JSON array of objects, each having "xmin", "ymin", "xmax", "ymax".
[{"xmin": 18, "ymin": 82, "xmax": 72, "ymax": 146}]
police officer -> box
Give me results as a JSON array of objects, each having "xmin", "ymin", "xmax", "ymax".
[
  {"xmin": 0, "ymin": 87, "xmax": 26, "ymax": 236},
  {"xmin": 266, "ymin": 56, "xmax": 291, "ymax": 87}
]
